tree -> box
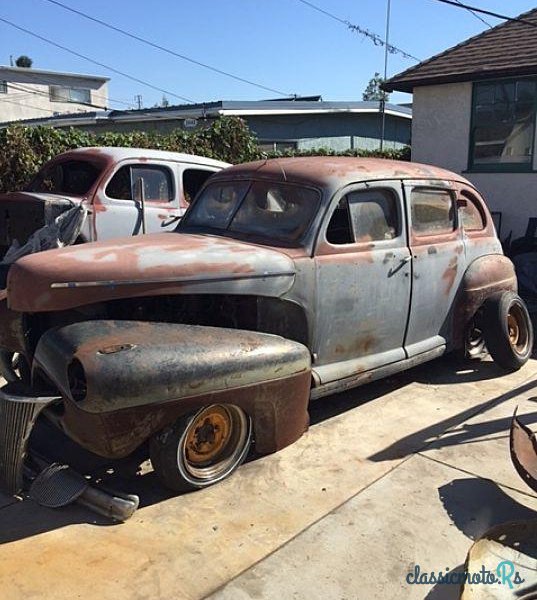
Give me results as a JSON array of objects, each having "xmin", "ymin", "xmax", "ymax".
[
  {"xmin": 362, "ymin": 72, "xmax": 389, "ymax": 102},
  {"xmin": 15, "ymin": 55, "xmax": 33, "ymax": 68}
]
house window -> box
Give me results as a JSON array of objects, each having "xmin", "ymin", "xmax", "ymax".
[
  {"xmin": 0, "ymin": 81, "xmax": 7, "ymax": 94},
  {"xmin": 49, "ymin": 85, "xmax": 92, "ymax": 104},
  {"xmin": 469, "ymin": 79, "xmax": 536, "ymax": 170}
]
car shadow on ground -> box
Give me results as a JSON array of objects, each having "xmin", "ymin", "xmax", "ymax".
[
  {"xmin": 368, "ymin": 377, "xmax": 537, "ymax": 462},
  {"xmin": 0, "ymin": 357, "xmax": 535, "ymax": 544}
]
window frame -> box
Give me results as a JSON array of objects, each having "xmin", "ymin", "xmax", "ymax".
[
  {"xmin": 318, "ymin": 181, "xmax": 406, "ymax": 255},
  {"xmin": 467, "ymin": 77, "xmax": 537, "ymax": 173},
  {"xmin": 49, "ymin": 85, "xmax": 92, "ymax": 105}
]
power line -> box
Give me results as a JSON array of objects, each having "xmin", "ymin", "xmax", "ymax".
[
  {"xmin": 452, "ymin": 0, "xmax": 493, "ymax": 28},
  {"xmin": 0, "ymin": 96, "xmax": 60, "ymax": 115},
  {"xmin": 431, "ymin": 0, "xmax": 537, "ymax": 28},
  {"xmin": 295, "ymin": 0, "xmax": 420, "ymax": 61},
  {"xmin": 42, "ymin": 0, "xmax": 295, "ymax": 97},
  {"xmin": 0, "ymin": 15, "xmax": 196, "ymax": 102}
]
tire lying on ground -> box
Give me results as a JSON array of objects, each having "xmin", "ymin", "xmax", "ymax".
[{"xmin": 481, "ymin": 291, "xmax": 534, "ymax": 372}]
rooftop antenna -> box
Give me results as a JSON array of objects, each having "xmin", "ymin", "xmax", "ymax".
[
  {"xmin": 9, "ymin": 55, "xmax": 13, "ymax": 67},
  {"xmin": 379, "ymin": 0, "xmax": 391, "ymax": 152}
]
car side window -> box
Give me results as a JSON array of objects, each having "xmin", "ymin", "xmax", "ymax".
[
  {"xmin": 106, "ymin": 165, "xmax": 173, "ymax": 202},
  {"xmin": 131, "ymin": 166, "xmax": 173, "ymax": 202},
  {"xmin": 347, "ymin": 189, "xmax": 398, "ymax": 242},
  {"xmin": 183, "ymin": 168, "xmax": 215, "ymax": 205},
  {"xmin": 459, "ymin": 191, "xmax": 486, "ymax": 231},
  {"xmin": 411, "ymin": 188, "xmax": 455, "ymax": 236}
]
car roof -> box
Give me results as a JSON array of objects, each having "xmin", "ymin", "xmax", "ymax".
[
  {"xmin": 211, "ymin": 157, "xmax": 473, "ymax": 189},
  {"xmin": 53, "ymin": 147, "xmax": 231, "ymax": 169}
]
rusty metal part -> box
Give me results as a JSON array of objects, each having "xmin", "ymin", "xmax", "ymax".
[
  {"xmin": 452, "ymin": 255, "xmax": 517, "ymax": 349},
  {"xmin": 211, "ymin": 157, "xmax": 473, "ymax": 190},
  {"xmin": 181, "ymin": 404, "xmax": 250, "ymax": 481},
  {"xmin": 507, "ymin": 305, "xmax": 531, "ymax": 355},
  {"xmin": 0, "ymin": 384, "xmax": 58, "ymax": 494},
  {"xmin": 33, "ymin": 320, "xmax": 311, "ymax": 458},
  {"xmin": 8, "ymin": 233, "xmax": 296, "ymax": 313},
  {"xmin": 185, "ymin": 405, "xmax": 233, "ymax": 465},
  {"xmin": 510, "ymin": 411, "xmax": 537, "ymax": 494}
]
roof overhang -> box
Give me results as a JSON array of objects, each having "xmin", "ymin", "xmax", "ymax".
[{"xmin": 384, "ymin": 64, "xmax": 537, "ymax": 93}]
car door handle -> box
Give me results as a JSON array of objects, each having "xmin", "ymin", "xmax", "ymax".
[{"xmin": 401, "ymin": 255, "xmax": 412, "ymax": 263}]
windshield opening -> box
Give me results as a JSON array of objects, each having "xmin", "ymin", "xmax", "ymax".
[
  {"xmin": 28, "ymin": 159, "xmax": 103, "ymax": 196},
  {"xmin": 181, "ymin": 180, "xmax": 320, "ymax": 244}
]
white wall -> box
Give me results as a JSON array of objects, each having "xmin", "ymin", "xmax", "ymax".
[
  {"xmin": 0, "ymin": 71, "xmax": 108, "ymax": 123},
  {"xmin": 411, "ymin": 82, "xmax": 537, "ymax": 239}
]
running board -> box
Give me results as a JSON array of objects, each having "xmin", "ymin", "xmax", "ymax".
[{"xmin": 310, "ymin": 346, "xmax": 446, "ymax": 400}]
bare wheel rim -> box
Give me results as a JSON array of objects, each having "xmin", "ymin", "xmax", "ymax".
[
  {"xmin": 507, "ymin": 304, "xmax": 530, "ymax": 355},
  {"xmin": 178, "ymin": 404, "xmax": 250, "ymax": 483}
]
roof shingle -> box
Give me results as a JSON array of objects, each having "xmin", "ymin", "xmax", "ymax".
[{"xmin": 384, "ymin": 7, "xmax": 537, "ymax": 92}]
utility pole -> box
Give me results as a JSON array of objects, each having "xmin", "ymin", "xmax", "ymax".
[
  {"xmin": 379, "ymin": 0, "xmax": 391, "ymax": 151},
  {"xmin": 135, "ymin": 94, "xmax": 143, "ymax": 110}
]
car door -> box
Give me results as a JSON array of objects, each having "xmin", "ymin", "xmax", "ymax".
[
  {"xmin": 313, "ymin": 180, "xmax": 411, "ymax": 384},
  {"xmin": 92, "ymin": 161, "xmax": 181, "ymax": 241},
  {"xmin": 403, "ymin": 181, "xmax": 464, "ymax": 356}
]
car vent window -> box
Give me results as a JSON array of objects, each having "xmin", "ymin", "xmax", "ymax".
[
  {"xmin": 411, "ymin": 188, "xmax": 455, "ymax": 236},
  {"xmin": 326, "ymin": 198, "xmax": 353, "ymax": 244},
  {"xmin": 347, "ymin": 189, "xmax": 399, "ymax": 242},
  {"xmin": 106, "ymin": 166, "xmax": 132, "ymax": 200}
]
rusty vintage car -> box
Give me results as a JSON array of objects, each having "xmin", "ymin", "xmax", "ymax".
[
  {"xmin": 0, "ymin": 146, "xmax": 230, "ymax": 264},
  {"xmin": 0, "ymin": 156, "xmax": 533, "ymax": 508}
]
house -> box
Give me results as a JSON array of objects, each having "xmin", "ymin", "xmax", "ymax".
[
  {"xmin": 0, "ymin": 97, "xmax": 411, "ymax": 153},
  {"xmin": 384, "ymin": 7, "xmax": 537, "ymax": 240},
  {"xmin": 0, "ymin": 66, "xmax": 109, "ymax": 122}
]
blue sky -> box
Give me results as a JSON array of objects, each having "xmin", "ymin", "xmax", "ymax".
[{"xmin": 1, "ymin": 0, "xmax": 536, "ymax": 109}]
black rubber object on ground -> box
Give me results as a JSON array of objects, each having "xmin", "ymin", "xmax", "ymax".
[{"xmin": 481, "ymin": 291, "xmax": 534, "ymax": 372}]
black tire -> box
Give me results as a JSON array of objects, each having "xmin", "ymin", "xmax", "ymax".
[
  {"xmin": 150, "ymin": 404, "xmax": 252, "ymax": 493},
  {"xmin": 481, "ymin": 291, "xmax": 534, "ymax": 371}
]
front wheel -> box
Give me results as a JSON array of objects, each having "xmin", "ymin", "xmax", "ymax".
[
  {"xmin": 481, "ymin": 291, "xmax": 534, "ymax": 372},
  {"xmin": 150, "ymin": 404, "xmax": 252, "ymax": 492}
]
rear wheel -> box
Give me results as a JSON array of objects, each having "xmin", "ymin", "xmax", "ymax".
[
  {"xmin": 150, "ymin": 404, "xmax": 252, "ymax": 492},
  {"xmin": 481, "ymin": 291, "xmax": 533, "ymax": 371}
]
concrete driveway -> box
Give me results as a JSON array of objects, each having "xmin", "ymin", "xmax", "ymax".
[{"xmin": 0, "ymin": 356, "xmax": 536, "ymax": 599}]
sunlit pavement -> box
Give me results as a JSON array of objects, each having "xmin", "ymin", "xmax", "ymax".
[{"xmin": 1, "ymin": 356, "xmax": 536, "ymax": 599}]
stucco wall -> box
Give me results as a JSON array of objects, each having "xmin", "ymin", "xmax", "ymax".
[
  {"xmin": 411, "ymin": 82, "xmax": 537, "ymax": 239},
  {"xmin": 0, "ymin": 73, "xmax": 108, "ymax": 123}
]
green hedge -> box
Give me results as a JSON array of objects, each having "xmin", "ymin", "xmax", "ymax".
[{"xmin": 0, "ymin": 117, "xmax": 410, "ymax": 193}]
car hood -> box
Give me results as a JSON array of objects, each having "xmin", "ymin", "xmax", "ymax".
[{"xmin": 7, "ymin": 232, "xmax": 296, "ymax": 312}]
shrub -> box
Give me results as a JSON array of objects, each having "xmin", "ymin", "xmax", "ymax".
[{"xmin": 0, "ymin": 117, "xmax": 410, "ymax": 193}]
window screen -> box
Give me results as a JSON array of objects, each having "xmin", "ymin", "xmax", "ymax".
[{"xmin": 411, "ymin": 188, "xmax": 455, "ymax": 235}]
